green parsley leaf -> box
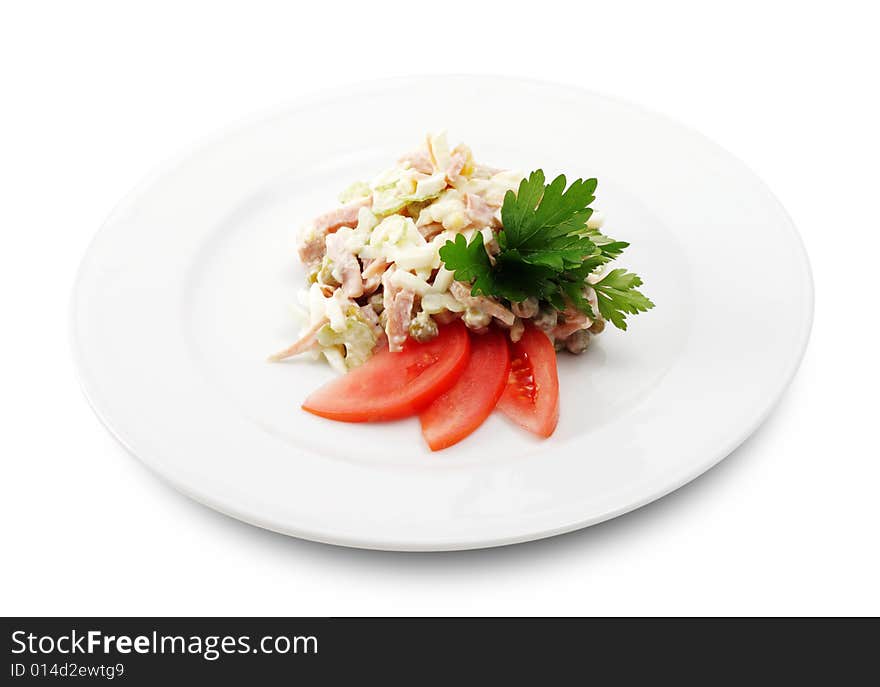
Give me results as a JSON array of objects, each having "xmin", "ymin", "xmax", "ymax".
[
  {"xmin": 439, "ymin": 169, "xmax": 654, "ymax": 331},
  {"xmin": 438, "ymin": 232, "xmax": 494, "ymax": 296},
  {"xmin": 440, "ymin": 233, "xmax": 560, "ymax": 303},
  {"xmin": 588, "ymin": 234, "xmax": 629, "ymax": 261},
  {"xmin": 592, "ymin": 269, "xmax": 655, "ymax": 330},
  {"xmin": 499, "ymin": 171, "xmax": 599, "ymax": 271}
]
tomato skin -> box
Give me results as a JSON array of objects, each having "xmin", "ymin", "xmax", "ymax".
[
  {"xmin": 496, "ymin": 325, "xmax": 560, "ymax": 437},
  {"xmin": 302, "ymin": 321, "xmax": 470, "ymax": 422},
  {"xmin": 419, "ymin": 329, "xmax": 511, "ymax": 451}
]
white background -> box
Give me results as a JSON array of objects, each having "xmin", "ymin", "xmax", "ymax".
[{"xmin": 2, "ymin": 1, "xmax": 878, "ymax": 616}]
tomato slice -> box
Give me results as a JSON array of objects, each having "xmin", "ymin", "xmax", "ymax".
[
  {"xmin": 302, "ymin": 321, "xmax": 470, "ymax": 422},
  {"xmin": 496, "ymin": 325, "xmax": 560, "ymax": 437},
  {"xmin": 419, "ymin": 329, "xmax": 511, "ymax": 451}
]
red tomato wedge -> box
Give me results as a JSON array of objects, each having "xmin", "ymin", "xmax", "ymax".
[
  {"xmin": 496, "ymin": 325, "xmax": 560, "ymax": 437},
  {"xmin": 302, "ymin": 321, "xmax": 470, "ymax": 422},
  {"xmin": 419, "ymin": 329, "xmax": 511, "ymax": 451}
]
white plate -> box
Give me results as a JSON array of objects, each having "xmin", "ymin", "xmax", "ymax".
[{"xmin": 71, "ymin": 76, "xmax": 813, "ymax": 551}]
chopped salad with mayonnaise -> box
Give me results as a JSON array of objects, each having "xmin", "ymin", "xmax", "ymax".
[{"xmin": 269, "ymin": 133, "xmax": 608, "ymax": 372}]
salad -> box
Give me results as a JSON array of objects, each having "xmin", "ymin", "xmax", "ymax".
[{"xmin": 270, "ymin": 133, "xmax": 653, "ymax": 450}]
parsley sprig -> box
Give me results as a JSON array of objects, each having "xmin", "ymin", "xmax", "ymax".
[{"xmin": 438, "ymin": 170, "xmax": 654, "ymax": 330}]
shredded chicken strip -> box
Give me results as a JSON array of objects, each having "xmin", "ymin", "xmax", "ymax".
[
  {"xmin": 418, "ymin": 222, "xmax": 445, "ymax": 240},
  {"xmin": 362, "ymin": 257, "xmax": 388, "ymax": 280},
  {"xmin": 510, "ymin": 317, "xmax": 525, "ymax": 343},
  {"xmin": 382, "ymin": 268, "xmax": 400, "ymax": 315},
  {"xmin": 297, "ymin": 232, "xmax": 326, "ymax": 268},
  {"xmin": 359, "ymin": 303, "xmax": 380, "ymax": 327},
  {"xmin": 449, "ymin": 281, "xmax": 515, "ymax": 326},
  {"xmin": 325, "ymin": 231, "xmax": 363, "ymax": 298},
  {"xmin": 553, "ymin": 318, "xmax": 590, "ymax": 340},
  {"xmin": 382, "ymin": 268, "xmax": 415, "ymax": 352},
  {"xmin": 387, "ymin": 290, "xmax": 415, "ymax": 352},
  {"xmin": 472, "ymin": 163, "xmax": 503, "ymax": 179},
  {"xmin": 446, "ymin": 150, "xmax": 467, "ymax": 184},
  {"xmin": 361, "ymin": 257, "xmax": 388, "ymax": 295},
  {"xmin": 297, "ymin": 197, "xmax": 371, "ymax": 267},
  {"xmin": 267, "ymin": 317, "xmax": 329, "ymax": 362},
  {"xmin": 358, "ymin": 304, "xmax": 384, "ymax": 339},
  {"xmin": 398, "ymin": 150, "xmax": 433, "ymax": 174},
  {"xmin": 465, "ymin": 193, "xmax": 497, "ymax": 229},
  {"xmin": 553, "ymin": 302, "xmax": 593, "ymax": 339}
]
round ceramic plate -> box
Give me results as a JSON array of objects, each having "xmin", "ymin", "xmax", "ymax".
[{"xmin": 71, "ymin": 76, "xmax": 813, "ymax": 551}]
